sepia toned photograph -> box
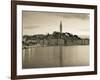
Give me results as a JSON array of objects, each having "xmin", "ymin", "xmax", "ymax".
[
  {"xmin": 11, "ymin": 1, "xmax": 97, "ymax": 79},
  {"xmin": 22, "ymin": 11, "xmax": 90, "ymax": 69}
]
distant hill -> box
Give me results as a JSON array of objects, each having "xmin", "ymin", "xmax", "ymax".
[
  {"xmin": 23, "ymin": 31, "xmax": 82, "ymax": 41},
  {"xmin": 22, "ymin": 31, "xmax": 89, "ymax": 47}
]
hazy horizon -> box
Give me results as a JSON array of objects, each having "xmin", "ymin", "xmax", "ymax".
[{"xmin": 22, "ymin": 11, "xmax": 90, "ymax": 38}]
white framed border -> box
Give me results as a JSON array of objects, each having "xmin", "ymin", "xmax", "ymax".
[{"xmin": 17, "ymin": 5, "xmax": 94, "ymax": 75}]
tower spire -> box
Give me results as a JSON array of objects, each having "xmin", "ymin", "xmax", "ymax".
[{"xmin": 60, "ymin": 21, "xmax": 62, "ymax": 33}]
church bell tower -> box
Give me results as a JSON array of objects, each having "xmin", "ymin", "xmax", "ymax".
[{"xmin": 60, "ymin": 21, "xmax": 62, "ymax": 33}]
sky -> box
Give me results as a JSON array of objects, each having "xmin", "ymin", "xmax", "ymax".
[{"xmin": 22, "ymin": 11, "xmax": 90, "ymax": 38}]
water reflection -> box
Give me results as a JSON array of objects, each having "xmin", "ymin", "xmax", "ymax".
[{"xmin": 22, "ymin": 45, "xmax": 89, "ymax": 69}]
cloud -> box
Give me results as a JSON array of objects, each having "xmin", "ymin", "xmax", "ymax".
[
  {"xmin": 23, "ymin": 25, "xmax": 40, "ymax": 29},
  {"xmin": 54, "ymin": 13, "xmax": 89, "ymax": 20}
]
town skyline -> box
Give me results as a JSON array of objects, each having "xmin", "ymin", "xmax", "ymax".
[
  {"xmin": 22, "ymin": 21, "xmax": 89, "ymax": 47},
  {"xmin": 22, "ymin": 11, "xmax": 90, "ymax": 38}
]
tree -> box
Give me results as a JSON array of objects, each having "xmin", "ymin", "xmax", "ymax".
[{"xmin": 73, "ymin": 35, "xmax": 81, "ymax": 40}]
